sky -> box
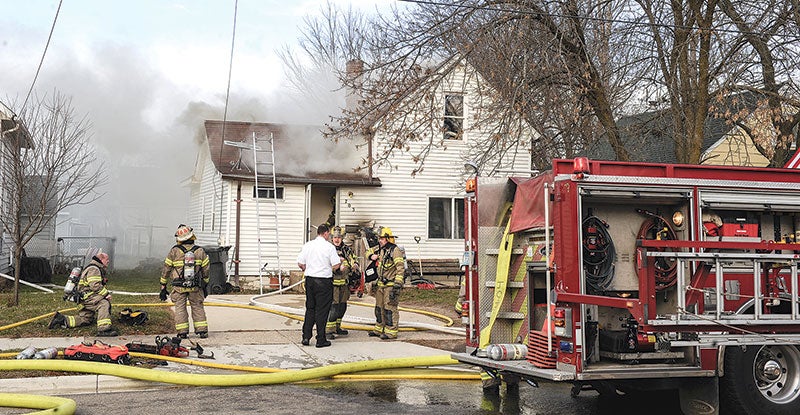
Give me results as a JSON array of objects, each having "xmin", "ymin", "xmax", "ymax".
[{"xmin": 0, "ymin": 0, "xmax": 391, "ymax": 264}]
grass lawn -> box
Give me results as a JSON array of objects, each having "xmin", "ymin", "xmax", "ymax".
[
  {"xmin": 1, "ymin": 271, "xmax": 461, "ymax": 340},
  {"xmin": 1, "ymin": 269, "xmax": 173, "ymax": 339}
]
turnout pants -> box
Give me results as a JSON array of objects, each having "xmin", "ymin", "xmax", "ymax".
[
  {"xmin": 372, "ymin": 284, "xmax": 400, "ymax": 338},
  {"xmin": 170, "ymin": 288, "xmax": 208, "ymax": 335},
  {"xmin": 303, "ymin": 276, "xmax": 333, "ymax": 343},
  {"xmin": 66, "ymin": 297, "xmax": 112, "ymax": 331},
  {"xmin": 326, "ymin": 283, "xmax": 350, "ymax": 334}
]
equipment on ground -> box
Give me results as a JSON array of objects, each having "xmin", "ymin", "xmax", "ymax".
[
  {"xmin": 64, "ymin": 341, "xmax": 130, "ymax": 365},
  {"xmin": 119, "ymin": 308, "xmax": 149, "ymax": 325},
  {"xmin": 15, "ymin": 346, "xmax": 36, "ymax": 360},
  {"xmin": 125, "ymin": 335, "xmax": 214, "ymax": 359},
  {"xmin": 453, "ymin": 157, "xmax": 800, "ymax": 415}
]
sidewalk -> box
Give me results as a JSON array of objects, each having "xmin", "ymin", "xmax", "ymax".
[{"xmin": 0, "ymin": 293, "xmax": 465, "ymax": 395}]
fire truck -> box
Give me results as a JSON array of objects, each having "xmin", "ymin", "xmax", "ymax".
[{"xmin": 452, "ymin": 158, "xmax": 800, "ymax": 415}]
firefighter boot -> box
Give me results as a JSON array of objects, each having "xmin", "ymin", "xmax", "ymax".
[
  {"xmin": 48, "ymin": 312, "xmax": 67, "ymax": 329},
  {"xmin": 97, "ymin": 327, "xmax": 119, "ymax": 337},
  {"xmin": 197, "ymin": 332, "xmax": 208, "ymax": 339},
  {"xmin": 336, "ymin": 328, "xmax": 349, "ymax": 335}
]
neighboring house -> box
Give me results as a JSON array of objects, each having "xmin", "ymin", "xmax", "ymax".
[
  {"xmin": 0, "ymin": 107, "xmax": 33, "ymax": 277},
  {"xmin": 188, "ymin": 61, "xmax": 533, "ymax": 284},
  {"xmin": 586, "ymin": 92, "xmax": 769, "ymax": 166}
]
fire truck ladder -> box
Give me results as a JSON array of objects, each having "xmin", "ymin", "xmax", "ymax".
[{"xmin": 647, "ymin": 251, "xmax": 800, "ymax": 331}]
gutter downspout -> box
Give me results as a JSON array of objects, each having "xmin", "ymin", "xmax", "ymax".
[{"xmin": 234, "ymin": 181, "xmax": 242, "ymax": 279}]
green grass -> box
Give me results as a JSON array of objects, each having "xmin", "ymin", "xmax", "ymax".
[{"xmin": 1, "ymin": 270, "xmax": 172, "ymax": 339}]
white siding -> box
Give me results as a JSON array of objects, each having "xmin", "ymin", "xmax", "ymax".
[
  {"xmin": 230, "ymin": 182, "xmax": 306, "ymax": 275},
  {"xmin": 188, "ymin": 145, "xmax": 229, "ymax": 247}
]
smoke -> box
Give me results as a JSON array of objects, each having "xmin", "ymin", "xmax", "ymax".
[{"xmin": 0, "ymin": 28, "xmax": 359, "ymax": 267}]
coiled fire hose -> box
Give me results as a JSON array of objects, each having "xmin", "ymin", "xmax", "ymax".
[{"xmin": 636, "ymin": 209, "xmax": 678, "ymax": 290}]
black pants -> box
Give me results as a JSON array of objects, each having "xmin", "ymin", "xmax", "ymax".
[{"xmin": 302, "ymin": 276, "xmax": 333, "ymax": 343}]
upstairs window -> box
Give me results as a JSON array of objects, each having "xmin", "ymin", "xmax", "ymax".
[
  {"xmin": 443, "ymin": 94, "xmax": 464, "ymax": 140},
  {"xmin": 253, "ymin": 186, "xmax": 284, "ymax": 199}
]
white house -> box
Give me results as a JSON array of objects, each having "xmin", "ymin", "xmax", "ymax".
[{"xmin": 187, "ymin": 61, "xmax": 533, "ymax": 287}]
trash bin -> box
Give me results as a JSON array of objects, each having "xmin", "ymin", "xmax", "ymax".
[{"xmin": 203, "ymin": 246, "xmax": 231, "ymax": 294}]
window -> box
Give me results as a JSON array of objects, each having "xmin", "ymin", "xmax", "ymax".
[
  {"xmin": 253, "ymin": 186, "xmax": 284, "ymax": 199},
  {"xmin": 443, "ymin": 94, "xmax": 464, "ymax": 140},
  {"xmin": 428, "ymin": 197, "xmax": 465, "ymax": 239}
]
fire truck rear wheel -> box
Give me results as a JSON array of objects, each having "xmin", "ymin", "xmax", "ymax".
[{"xmin": 721, "ymin": 344, "xmax": 800, "ymax": 415}]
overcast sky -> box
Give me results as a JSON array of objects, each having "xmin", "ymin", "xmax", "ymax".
[{"xmin": 0, "ymin": 0, "xmax": 390, "ymax": 258}]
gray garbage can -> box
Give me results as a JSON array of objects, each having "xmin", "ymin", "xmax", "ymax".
[{"xmin": 203, "ymin": 246, "xmax": 231, "ymax": 294}]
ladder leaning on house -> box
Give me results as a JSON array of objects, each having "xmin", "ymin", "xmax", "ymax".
[{"xmin": 250, "ymin": 132, "xmax": 282, "ymax": 295}]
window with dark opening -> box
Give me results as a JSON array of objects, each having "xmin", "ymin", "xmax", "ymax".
[
  {"xmin": 253, "ymin": 186, "xmax": 284, "ymax": 199},
  {"xmin": 443, "ymin": 94, "xmax": 464, "ymax": 140},
  {"xmin": 428, "ymin": 197, "xmax": 465, "ymax": 239}
]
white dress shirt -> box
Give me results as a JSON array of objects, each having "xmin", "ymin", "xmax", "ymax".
[{"xmin": 296, "ymin": 236, "xmax": 341, "ymax": 278}]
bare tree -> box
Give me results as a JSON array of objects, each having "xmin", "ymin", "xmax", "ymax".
[
  {"xmin": 287, "ymin": 1, "xmax": 800, "ymax": 170},
  {"xmin": 0, "ymin": 92, "xmax": 107, "ymax": 306}
]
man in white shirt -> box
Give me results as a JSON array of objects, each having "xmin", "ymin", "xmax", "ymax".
[{"xmin": 297, "ymin": 224, "xmax": 341, "ymax": 348}]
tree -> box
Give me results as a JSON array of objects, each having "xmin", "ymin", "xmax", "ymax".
[
  {"xmin": 0, "ymin": 92, "xmax": 107, "ymax": 306},
  {"xmin": 288, "ymin": 1, "xmax": 800, "ymax": 171}
]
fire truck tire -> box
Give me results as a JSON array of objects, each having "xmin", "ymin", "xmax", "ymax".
[{"xmin": 721, "ymin": 344, "xmax": 800, "ymax": 415}]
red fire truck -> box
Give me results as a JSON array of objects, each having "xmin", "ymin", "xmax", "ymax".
[{"xmin": 453, "ymin": 158, "xmax": 800, "ymax": 415}]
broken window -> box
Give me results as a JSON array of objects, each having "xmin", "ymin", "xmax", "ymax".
[
  {"xmin": 253, "ymin": 186, "xmax": 284, "ymax": 199},
  {"xmin": 443, "ymin": 94, "xmax": 464, "ymax": 140},
  {"xmin": 428, "ymin": 197, "xmax": 465, "ymax": 239}
]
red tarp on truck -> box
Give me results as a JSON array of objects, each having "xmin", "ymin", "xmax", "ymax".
[{"xmin": 509, "ymin": 173, "xmax": 554, "ymax": 233}]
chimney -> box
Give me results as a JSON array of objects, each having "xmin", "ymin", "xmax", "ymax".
[
  {"xmin": 344, "ymin": 59, "xmax": 373, "ymax": 182},
  {"xmin": 345, "ymin": 59, "xmax": 364, "ymax": 112}
]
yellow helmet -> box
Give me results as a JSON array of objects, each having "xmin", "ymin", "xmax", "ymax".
[
  {"xmin": 379, "ymin": 227, "xmax": 395, "ymax": 243},
  {"xmin": 331, "ymin": 226, "xmax": 344, "ymax": 238}
]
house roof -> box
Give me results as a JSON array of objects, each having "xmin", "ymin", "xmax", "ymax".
[
  {"xmin": 584, "ymin": 92, "xmax": 762, "ymax": 163},
  {"xmin": 203, "ymin": 120, "xmax": 379, "ymax": 187}
]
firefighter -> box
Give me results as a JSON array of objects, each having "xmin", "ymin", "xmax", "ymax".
[
  {"xmin": 366, "ymin": 227, "xmax": 405, "ymax": 340},
  {"xmin": 160, "ymin": 224, "xmax": 211, "ymax": 339},
  {"xmin": 326, "ymin": 226, "xmax": 357, "ymax": 337},
  {"xmin": 49, "ymin": 252, "xmax": 119, "ymax": 336}
]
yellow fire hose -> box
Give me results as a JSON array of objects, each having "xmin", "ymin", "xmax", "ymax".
[
  {"xmin": 0, "ymin": 354, "xmax": 459, "ymax": 386},
  {"xmin": 0, "ymin": 393, "xmax": 76, "ymax": 415},
  {"xmin": 0, "ymin": 296, "xmax": 472, "ymax": 414}
]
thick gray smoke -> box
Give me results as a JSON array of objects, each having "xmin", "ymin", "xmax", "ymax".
[{"xmin": 0, "ymin": 22, "xmax": 351, "ymax": 267}]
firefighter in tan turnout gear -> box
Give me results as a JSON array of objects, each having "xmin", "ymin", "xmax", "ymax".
[
  {"xmin": 49, "ymin": 252, "xmax": 119, "ymax": 336},
  {"xmin": 160, "ymin": 224, "xmax": 211, "ymax": 339},
  {"xmin": 366, "ymin": 227, "xmax": 405, "ymax": 340},
  {"xmin": 326, "ymin": 226, "xmax": 357, "ymax": 338}
]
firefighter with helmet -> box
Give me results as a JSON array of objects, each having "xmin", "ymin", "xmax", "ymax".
[
  {"xmin": 49, "ymin": 252, "xmax": 119, "ymax": 336},
  {"xmin": 160, "ymin": 224, "xmax": 211, "ymax": 339},
  {"xmin": 326, "ymin": 226, "xmax": 357, "ymax": 337},
  {"xmin": 366, "ymin": 227, "xmax": 405, "ymax": 339}
]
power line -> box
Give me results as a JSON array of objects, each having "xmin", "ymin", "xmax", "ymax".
[
  {"xmin": 218, "ymin": 0, "xmax": 239, "ymax": 239},
  {"xmin": 397, "ymin": 0, "xmax": 798, "ymax": 39},
  {"xmin": 21, "ymin": 0, "xmax": 63, "ymax": 113}
]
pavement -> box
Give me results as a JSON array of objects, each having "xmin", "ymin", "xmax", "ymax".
[{"xmin": 0, "ymin": 293, "xmax": 466, "ymax": 395}]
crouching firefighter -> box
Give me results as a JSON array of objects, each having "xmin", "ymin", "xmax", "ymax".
[
  {"xmin": 160, "ymin": 224, "xmax": 211, "ymax": 339},
  {"xmin": 326, "ymin": 226, "xmax": 358, "ymax": 338},
  {"xmin": 366, "ymin": 227, "xmax": 405, "ymax": 340},
  {"xmin": 49, "ymin": 252, "xmax": 119, "ymax": 336}
]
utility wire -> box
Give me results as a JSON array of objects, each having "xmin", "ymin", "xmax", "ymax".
[
  {"xmin": 397, "ymin": 0, "xmax": 800, "ymax": 39},
  {"xmin": 21, "ymin": 0, "xmax": 63, "ymax": 113},
  {"xmin": 217, "ymin": 0, "xmax": 239, "ymax": 239}
]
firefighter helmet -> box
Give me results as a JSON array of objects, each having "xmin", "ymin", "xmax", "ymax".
[
  {"xmin": 379, "ymin": 227, "xmax": 396, "ymax": 243},
  {"xmin": 175, "ymin": 224, "xmax": 195, "ymax": 242},
  {"xmin": 332, "ymin": 226, "xmax": 344, "ymax": 238}
]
